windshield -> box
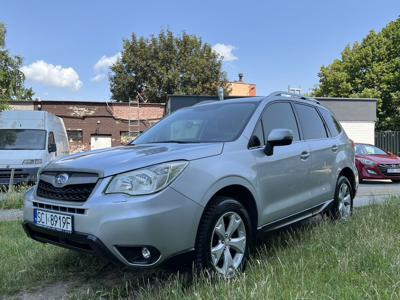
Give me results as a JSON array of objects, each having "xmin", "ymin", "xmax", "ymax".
[
  {"xmin": 133, "ymin": 102, "xmax": 257, "ymax": 144},
  {"xmin": 0, "ymin": 129, "xmax": 46, "ymax": 150},
  {"xmin": 355, "ymin": 144, "xmax": 387, "ymax": 155}
]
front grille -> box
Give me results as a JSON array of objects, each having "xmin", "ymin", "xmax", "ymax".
[
  {"xmin": 0, "ymin": 169, "xmax": 30, "ymax": 180},
  {"xmin": 37, "ymin": 180, "xmax": 96, "ymax": 202},
  {"xmin": 378, "ymin": 164, "xmax": 400, "ymax": 176},
  {"xmin": 33, "ymin": 201, "xmax": 85, "ymax": 215}
]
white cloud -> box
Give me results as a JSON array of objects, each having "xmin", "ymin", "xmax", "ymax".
[
  {"xmin": 94, "ymin": 52, "xmax": 121, "ymax": 73},
  {"xmin": 212, "ymin": 43, "xmax": 238, "ymax": 62},
  {"xmin": 92, "ymin": 52, "xmax": 121, "ymax": 82},
  {"xmin": 91, "ymin": 74, "xmax": 106, "ymax": 82},
  {"xmin": 21, "ymin": 60, "xmax": 83, "ymax": 91}
]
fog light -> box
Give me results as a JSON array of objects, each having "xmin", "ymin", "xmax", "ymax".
[
  {"xmin": 142, "ymin": 247, "xmax": 151, "ymax": 259},
  {"xmin": 367, "ymin": 169, "xmax": 377, "ymax": 175}
]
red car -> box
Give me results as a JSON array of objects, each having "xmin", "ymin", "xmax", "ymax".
[{"xmin": 355, "ymin": 143, "xmax": 400, "ymax": 183}]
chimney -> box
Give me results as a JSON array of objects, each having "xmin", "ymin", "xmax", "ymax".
[{"xmin": 238, "ymin": 73, "xmax": 244, "ymax": 82}]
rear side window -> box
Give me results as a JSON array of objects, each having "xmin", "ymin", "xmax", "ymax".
[
  {"xmin": 319, "ymin": 108, "xmax": 343, "ymax": 137},
  {"xmin": 262, "ymin": 102, "xmax": 300, "ymax": 141},
  {"xmin": 294, "ymin": 104, "xmax": 328, "ymax": 140}
]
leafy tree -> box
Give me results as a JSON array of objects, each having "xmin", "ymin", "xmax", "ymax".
[
  {"xmin": 110, "ymin": 30, "xmax": 229, "ymax": 103},
  {"xmin": 313, "ymin": 18, "xmax": 400, "ymax": 130},
  {"xmin": 0, "ymin": 22, "xmax": 34, "ymax": 111}
]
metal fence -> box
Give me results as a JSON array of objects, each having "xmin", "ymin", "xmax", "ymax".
[{"xmin": 376, "ymin": 131, "xmax": 400, "ymax": 155}]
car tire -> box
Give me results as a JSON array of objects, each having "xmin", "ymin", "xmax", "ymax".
[
  {"xmin": 327, "ymin": 176, "xmax": 353, "ymax": 220},
  {"xmin": 194, "ymin": 196, "xmax": 252, "ymax": 278}
]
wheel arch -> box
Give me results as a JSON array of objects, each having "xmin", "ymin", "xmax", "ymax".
[{"xmin": 198, "ymin": 180, "xmax": 259, "ymax": 236}]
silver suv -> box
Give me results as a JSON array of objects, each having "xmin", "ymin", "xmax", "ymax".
[{"xmin": 23, "ymin": 91, "xmax": 358, "ymax": 278}]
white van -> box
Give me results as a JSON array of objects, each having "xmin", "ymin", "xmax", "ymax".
[{"xmin": 0, "ymin": 110, "xmax": 69, "ymax": 185}]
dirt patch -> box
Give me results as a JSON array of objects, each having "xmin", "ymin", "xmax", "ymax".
[{"xmin": 12, "ymin": 282, "xmax": 74, "ymax": 300}]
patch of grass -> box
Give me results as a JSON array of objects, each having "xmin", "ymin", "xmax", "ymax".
[
  {"xmin": 0, "ymin": 185, "xmax": 30, "ymax": 210},
  {"xmin": 1, "ymin": 200, "xmax": 400, "ymax": 299},
  {"xmin": 0, "ymin": 221, "xmax": 113, "ymax": 296}
]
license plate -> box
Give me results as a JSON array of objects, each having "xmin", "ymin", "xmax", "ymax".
[
  {"xmin": 33, "ymin": 209, "xmax": 73, "ymax": 233},
  {"xmin": 387, "ymin": 168, "xmax": 400, "ymax": 174}
]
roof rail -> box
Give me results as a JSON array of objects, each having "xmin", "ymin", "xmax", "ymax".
[{"xmin": 269, "ymin": 91, "xmax": 320, "ymax": 104}]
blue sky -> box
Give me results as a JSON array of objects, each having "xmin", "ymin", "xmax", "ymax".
[{"xmin": 1, "ymin": 0, "xmax": 399, "ymax": 101}]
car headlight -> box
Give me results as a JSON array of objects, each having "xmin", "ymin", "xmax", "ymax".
[
  {"xmin": 358, "ymin": 158, "xmax": 376, "ymax": 166},
  {"xmin": 23, "ymin": 159, "xmax": 43, "ymax": 165},
  {"xmin": 105, "ymin": 161, "xmax": 188, "ymax": 196}
]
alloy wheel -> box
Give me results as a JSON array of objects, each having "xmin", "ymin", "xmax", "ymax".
[
  {"xmin": 210, "ymin": 212, "xmax": 247, "ymax": 278},
  {"xmin": 338, "ymin": 182, "xmax": 352, "ymax": 218}
]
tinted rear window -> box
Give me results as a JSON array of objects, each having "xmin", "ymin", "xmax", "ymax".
[
  {"xmin": 319, "ymin": 108, "xmax": 342, "ymax": 137},
  {"xmin": 294, "ymin": 104, "xmax": 328, "ymax": 140}
]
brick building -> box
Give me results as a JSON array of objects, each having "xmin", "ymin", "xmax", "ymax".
[
  {"xmin": 227, "ymin": 73, "xmax": 256, "ymax": 97},
  {"xmin": 10, "ymin": 100, "xmax": 165, "ymax": 153}
]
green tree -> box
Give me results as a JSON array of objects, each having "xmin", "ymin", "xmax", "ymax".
[
  {"xmin": 110, "ymin": 30, "xmax": 229, "ymax": 103},
  {"xmin": 313, "ymin": 18, "xmax": 400, "ymax": 130},
  {"xmin": 0, "ymin": 23, "xmax": 34, "ymax": 110}
]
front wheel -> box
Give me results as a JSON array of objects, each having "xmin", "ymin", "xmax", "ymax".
[
  {"xmin": 327, "ymin": 176, "xmax": 353, "ymax": 220},
  {"xmin": 195, "ymin": 197, "xmax": 252, "ymax": 278}
]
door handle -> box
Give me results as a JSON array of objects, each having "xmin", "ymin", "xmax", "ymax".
[
  {"xmin": 300, "ymin": 151, "xmax": 310, "ymax": 160},
  {"xmin": 331, "ymin": 145, "xmax": 338, "ymax": 152}
]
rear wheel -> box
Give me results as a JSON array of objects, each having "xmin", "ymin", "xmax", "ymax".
[
  {"xmin": 195, "ymin": 197, "xmax": 252, "ymax": 278},
  {"xmin": 327, "ymin": 176, "xmax": 353, "ymax": 220}
]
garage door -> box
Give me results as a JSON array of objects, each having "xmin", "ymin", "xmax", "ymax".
[
  {"xmin": 91, "ymin": 135, "xmax": 112, "ymax": 150},
  {"xmin": 340, "ymin": 121, "xmax": 375, "ymax": 145}
]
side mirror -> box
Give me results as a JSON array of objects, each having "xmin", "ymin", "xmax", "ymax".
[
  {"xmin": 264, "ymin": 128, "xmax": 293, "ymax": 156},
  {"xmin": 48, "ymin": 143, "xmax": 57, "ymax": 153}
]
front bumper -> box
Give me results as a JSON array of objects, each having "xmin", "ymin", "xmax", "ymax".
[
  {"xmin": 23, "ymin": 180, "xmax": 203, "ymax": 267},
  {"xmin": 357, "ymin": 164, "xmax": 400, "ymax": 181},
  {"xmin": 0, "ymin": 167, "xmax": 39, "ymax": 185}
]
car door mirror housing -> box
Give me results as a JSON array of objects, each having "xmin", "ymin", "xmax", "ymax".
[{"xmin": 264, "ymin": 129, "xmax": 293, "ymax": 156}]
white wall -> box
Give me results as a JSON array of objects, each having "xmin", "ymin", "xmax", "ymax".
[{"xmin": 340, "ymin": 121, "xmax": 375, "ymax": 145}]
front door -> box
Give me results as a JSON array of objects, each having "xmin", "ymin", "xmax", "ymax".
[{"xmin": 255, "ymin": 102, "xmax": 313, "ymax": 224}]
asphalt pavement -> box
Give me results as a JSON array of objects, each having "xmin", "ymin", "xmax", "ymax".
[{"xmin": 354, "ymin": 180, "xmax": 400, "ymax": 207}]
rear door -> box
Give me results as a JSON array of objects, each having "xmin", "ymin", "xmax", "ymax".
[
  {"xmin": 254, "ymin": 101, "xmax": 312, "ymax": 224},
  {"xmin": 293, "ymin": 103, "xmax": 336, "ymax": 206}
]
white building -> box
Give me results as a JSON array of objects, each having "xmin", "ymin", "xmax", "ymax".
[{"xmin": 316, "ymin": 97, "xmax": 377, "ymax": 145}]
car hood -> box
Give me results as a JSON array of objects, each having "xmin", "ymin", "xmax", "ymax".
[
  {"xmin": 45, "ymin": 143, "xmax": 223, "ymax": 177},
  {"xmin": 356, "ymin": 154, "xmax": 400, "ymax": 165}
]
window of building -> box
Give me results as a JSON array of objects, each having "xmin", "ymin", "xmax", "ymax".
[
  {"xmin": 294, "ymin": 104, "xmax": 328, "ymax": 140},
  {"xmin": 262, "ymin": 102, "xmax": 300, "ymax": 141},
  {"xmin": 67, "ymin": 130, "xmax": 84, "ymax": 153},
  {"xmin": 120, "ymin": 131, "xmax": 137, "ymax": 145},
  {"xmin": 67, "ymin": 130, "xmax": 83, "ymax": 143}
]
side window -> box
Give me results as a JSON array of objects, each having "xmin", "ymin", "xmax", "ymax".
[
  {"xmin": 262, "ymin": 102, "xmax": 300, "ymax": 141},
  {"xmin": 48, "ymin": 131, "xmax": 55, "ymax": 145},
  {"xmin": 318, "ymin": 108, "xmax": 343, "ymax": 137},
  {"xmin": 249, "ymin": 120, "xmax": 264, "ymax": 147},
  {"xmin": 48, "ymin": 131, "xmax": 57, "ymax": 153},
  {"xmin": 294, "ymin": 104, "xmax": 328, "ymax": 140}
]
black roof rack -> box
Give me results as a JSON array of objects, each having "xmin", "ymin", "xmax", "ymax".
[{"xmin": 269, "ymin": 91, "xmax": 320, "ymax": 104}]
